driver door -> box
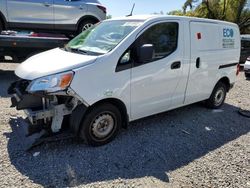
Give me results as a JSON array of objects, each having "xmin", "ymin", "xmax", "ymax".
[
  {"xmin": 7, "ymin": 0, "xmax": 53, "ymax": 29},
  {"xmin": 130, "ymin": 21, "xmax": 184, "ymax": 120}
]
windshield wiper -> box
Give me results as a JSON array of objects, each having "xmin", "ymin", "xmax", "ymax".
[{"xmin": 69, "ymin": 48, "xmax": 88, "ymax": 55}]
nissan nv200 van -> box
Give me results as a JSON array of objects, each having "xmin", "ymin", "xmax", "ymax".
[{"xmin": 9, "ymin": 15, "xmax": 241, "ymax": 146}]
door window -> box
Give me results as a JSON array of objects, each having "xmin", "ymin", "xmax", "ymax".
[
  {"xmin": 116, "ymin": 22, "xmax": 179, "ymax": 72},
  {"xmin": 137, "ymin": 22, "xmax": 179, "ymax": 62}
]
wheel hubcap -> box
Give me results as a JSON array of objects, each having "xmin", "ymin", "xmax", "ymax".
[
  {"xmin": 82, "ymin": 23, "xmax": 93, "ymax": 31},
  {"xmin": 214, "ymin": 88, "xmax": 225, "ymax": 106},
  {"xmin": 91, "ymin": 114, "xmax": 114, "ymax": 139}
]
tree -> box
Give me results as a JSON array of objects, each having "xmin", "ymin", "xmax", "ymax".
[
  {"xmin": 106, "ymin": 15, "xmax": 112, "ymax": 19},
  {"xmin": 169, "ymin": 0, "xmax": 250, "ymax": 33},
  {"xmin": 183, "ymin": 0, "xmax": 199, "ymax": 14},
  {"xmin": 167, "ymin": 10, "xmax": 184, "ymax": 16}
]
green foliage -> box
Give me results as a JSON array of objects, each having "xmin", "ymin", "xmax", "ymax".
[
  {"xmin": 106, "ymin": 15, "xmax": 112, "ymax": 19},
  {"xmin": 167, "ymin": 10, "xmax": 184, "ymax": 16},
  {"xmin": 169, "ymin": 0, "xmax": 250, "ymax": 33},
  {"xmin": 183, "ymin": 0, "xmax": 199, "ymax": 13}
]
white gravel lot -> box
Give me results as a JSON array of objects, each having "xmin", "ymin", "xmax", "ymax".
[{"xmin": 0, "ymin": 63, "xmax": 249, "ymax": 188}]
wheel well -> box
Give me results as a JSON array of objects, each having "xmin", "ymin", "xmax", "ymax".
[
  {"xmin": 218, "ymin": 77, "xmax": 230, "ymax": 92},
  {"xmin": 90, "ymin": 98, "xmax": 129, "ymax": 128},
  {"xmin": 0, "ymin": 11, "xmax": 6, "ymax": 29},
  {"xmin": 77, "ymin": 15, "xmax": 99, "ymax": 28}
]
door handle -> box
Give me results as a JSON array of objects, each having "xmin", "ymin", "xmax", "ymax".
[
  {"xmin": 196, "ymin": 57, "xmax": 200, "ymax": 68},
  {"xmin": 171, "ymin": 61, "xmax": 181, "ymax": 69}
]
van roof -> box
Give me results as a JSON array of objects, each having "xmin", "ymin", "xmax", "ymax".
[{"xmin": 108, "ymin": 14, "xmax": 238, "ymax": 27}]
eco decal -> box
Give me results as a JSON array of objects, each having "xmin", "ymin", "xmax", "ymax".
[{"xmin": 222, "ymin": 28, "xmax": 235, "ymax": 48}]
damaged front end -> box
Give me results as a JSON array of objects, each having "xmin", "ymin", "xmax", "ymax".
[{"xmin": 8, "ymin": 76, "xmax": 81, "ymax": 136}]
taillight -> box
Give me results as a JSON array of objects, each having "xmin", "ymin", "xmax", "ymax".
[
  {"xmin": 236, "ymin": 63, "xmax": 240, "ymax": 76},
  {"xmin": 97, "ymin": 5, "xmax": 106, "ymax": 14}
]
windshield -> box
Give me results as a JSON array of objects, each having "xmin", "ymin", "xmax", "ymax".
[{"xmin": 66, "ymin": 20, "xmax": 143, "ymax": 55}]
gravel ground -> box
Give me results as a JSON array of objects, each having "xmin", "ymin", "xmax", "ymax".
[{"xmin": 0, "ymin": 63, "xmax": 249, "ymax": 188}]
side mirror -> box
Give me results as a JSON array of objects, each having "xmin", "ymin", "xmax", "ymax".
[{"xmin": 137, "ymin": 44, "xmax": 154, "ymax": 63}]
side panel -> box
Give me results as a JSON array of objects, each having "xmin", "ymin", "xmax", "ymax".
[
  {"xmin": 86, "ymin": 3, "xmax": 106, "ymax": 21},
  {"xmin": 7, "ymin": 0, "xmax": 53, "ymax": 26},
  {"xmin": 184, "ymin": 21, "xmax": 240, "ymax": 105},
  {"xmin": 54, "ymin": 0, "xmax": 87, "ymax": 26},
  {"xmin": 71, "ymin": 56, "xmax": 131, "ymax": 118}
]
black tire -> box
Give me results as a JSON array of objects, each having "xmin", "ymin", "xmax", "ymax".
[
  {"xmin": 206, "ymin": 82, "xmax": 227, "ymax": 109},
  {"xmin": 79, "ymin": 103, "xmax": 122, "ymax": 146},
  {"xmin": 245, "ymin": 73, "xmax": 250, "ymax": 79},
  {"xmin": 77, "ymin": 19, "xmax": 97, "ymax": 34},
  {"xmin": 0, "ymin": 21, "xmax": 3, "ymax": 33}
]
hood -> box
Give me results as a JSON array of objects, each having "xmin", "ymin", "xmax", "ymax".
[{"xmin": 15, "ymin": 48, "xmax": 98, "ymax": 80}]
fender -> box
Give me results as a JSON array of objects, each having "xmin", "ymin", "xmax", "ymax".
[
  {"xmin": 69, "ymin": 104, "xmax": 88, "ymax": 135},
  {"xmin": 69, "ymin": 98, "xmax": 129, "ymax": 135}
]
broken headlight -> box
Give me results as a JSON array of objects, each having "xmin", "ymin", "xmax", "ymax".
[{"xmin": 26, "ymin": 71, "xmax": 74, "ymax": 93}]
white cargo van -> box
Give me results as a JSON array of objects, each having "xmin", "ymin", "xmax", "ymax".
[{"xmin": 9, "ymin": 15, "xmax": 241, "ymax": 146}]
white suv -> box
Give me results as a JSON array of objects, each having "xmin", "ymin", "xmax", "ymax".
[{"xmin": 0, "ymin": 0, "xmax": 106, "ymax": 34}]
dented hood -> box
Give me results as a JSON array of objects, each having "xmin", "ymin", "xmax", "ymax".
[{"xmin": 15, "ymin": 48, "xmax": 98, "ymax": 80}]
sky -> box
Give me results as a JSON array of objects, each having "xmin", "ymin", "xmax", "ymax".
[{"xmin": 100, "ymin": 0, "xmax": 186, "ymax": 17}]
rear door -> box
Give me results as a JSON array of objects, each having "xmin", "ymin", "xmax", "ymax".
[
  {"xmin": 130, "ymin": 21, "xmax": 185, "ymax": 120},
  {"xmin": 185, "ymin": 21, "xmax": 221, "ymax": 104},
  {"xmin": 7, "ymin": 0, "xmax": 53, "ymax": 29},
  {"xmin": 54, "ymin": 0, "xmax": 87, "ymax": 30}
]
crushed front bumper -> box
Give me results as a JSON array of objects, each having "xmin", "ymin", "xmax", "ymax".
[
  {"xmin": 8, "ymin": 80, "xmax": 43, "ymax": 110},
  {"xmin": 8, "ymin": 80, "xmax": 78, "ymax": 133}
]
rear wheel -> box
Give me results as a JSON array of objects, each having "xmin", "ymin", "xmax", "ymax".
[
  {"xmin": 206, "ymin": 82, "xmax": 227, "ymax": 109},
  {"xmin": 78, "ymin": 19, "xmax": 97, "ymax": 34},
  {"xmin": 245, "ymin": 72, "xmax": 250, "ymax": 79},
  {"xmin": 79, "ymin": 103, "xmax": 122, "ymax": 146},
  {"xmin": 0, "ymin": 21, "xmax": 3, "ymax": 33}
]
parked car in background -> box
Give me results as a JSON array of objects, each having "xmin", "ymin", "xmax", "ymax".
[
  {"xmin": 244, "ymin": 56, "xmax": 250, "ymax": 79},
  {"xmin": 0, "ymin": 0, "xmax": 106, "ymax": 34},
  {"xmin": 240, "ymin": 35, "xmax": 250, "ymax": 64}
]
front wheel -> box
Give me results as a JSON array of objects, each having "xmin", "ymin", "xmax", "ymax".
[
  {"xmin": 206, "ymin": 82, "xmax": 227, "ymax": 109},
  {"xmin": 79, "ymin": 103, "xmax": 122, "ymax": 146},
  {"xmin": 0, "ymin": 21, "xmax": 3, "ymax": 33}
]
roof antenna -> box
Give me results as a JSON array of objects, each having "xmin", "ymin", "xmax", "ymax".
[{"xmin": 127, "ymin": 3, "xmax": 135, "ymax": 17}]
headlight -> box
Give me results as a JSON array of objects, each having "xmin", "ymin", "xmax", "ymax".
[{"xmin": 27, "ymin": 71, "xmax": 74, "ymax": 93}]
